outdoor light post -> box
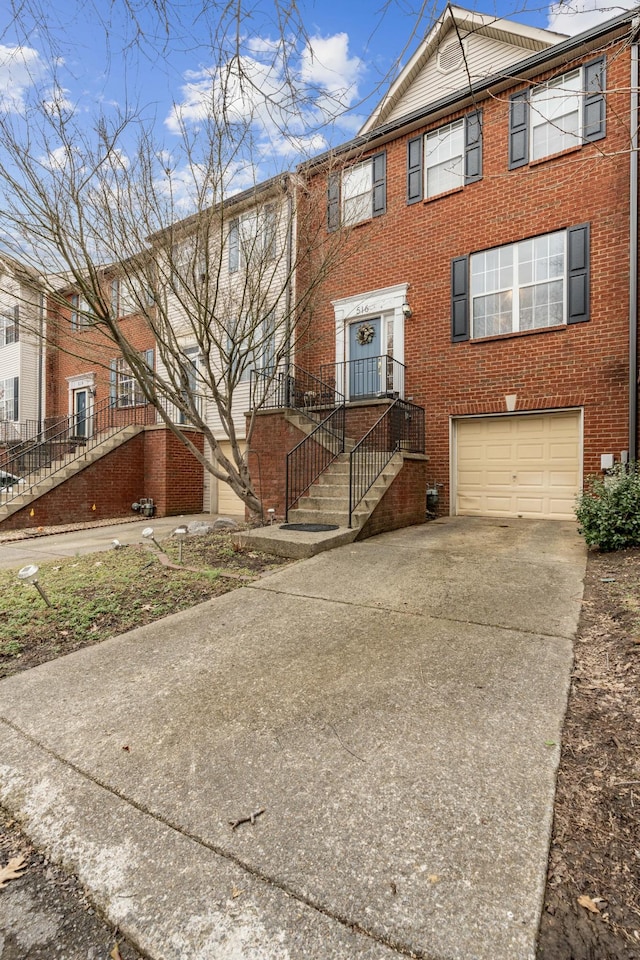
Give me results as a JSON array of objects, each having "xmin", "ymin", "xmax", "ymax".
[
  {"xmin": 141, "ymin": 527, "xmax": 162, "ymax": 551},
  {"xmin": 173, "ymin": 526, "xmax": 187, "ymax": 564},
  {"xmin": 17, "ymin": 564, "xmax": 52, "ymax": 607}
]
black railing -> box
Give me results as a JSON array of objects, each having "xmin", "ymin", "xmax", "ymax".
[
  {"xmin": 319, "ymin": 356, "xmax": 405, "ymax": 402},
  {"xmin": 285, "ymin": 404, "xmax": 345, "ymax": 520},
  {"xmin": 0, "ymin": 396, "xmax": 155, "ymax": 507},
  {"xmin": 348, "ymin": 399, "xmax": 425, "ymax": 527},
  {"xmin": 250, "ymin": 363, "xmax": 344, "ymax": 422}
]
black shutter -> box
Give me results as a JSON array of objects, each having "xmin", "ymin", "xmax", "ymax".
[
  {"xmin": 509, "ymin": 91, "xmax": 529, "ymax": 169},
  {"xmin": 407, "ymin": 136, "xmax": 423, "ymax": 204},
  {"xmin": 451, "ymin": 256, "xmax": 470, "ymax": 342},
  {"xmin": 372, "ymin": 152, "xmax": 386, "ymax": 217},
  {"xmin": 567, "ymin": 223, "xmax": 590, "ymax": 324},
  {"xmin": 13, "ymin": 376, "xmax": 19, "ymax": 421},
  {"xmin": 228, "ymin": 219, "xmax": 239, "ymax": 272},
  {"xmin": 464, "ymin": 109, "xmax": 483, "ymax": 183},
  {"xmin": 327, "ymin": 173, "xmax": 340, "ymax": 232},
  {"xmin": 583, "ymin": 56, "xmax": 606, "ymax": 143}
]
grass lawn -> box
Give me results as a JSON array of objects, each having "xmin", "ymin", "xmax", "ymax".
[{"xmin": 0, "ymin": 530, "xmax": 289, "ymax": 679}]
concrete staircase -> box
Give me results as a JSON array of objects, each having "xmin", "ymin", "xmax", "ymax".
[
  {"xmin": 238, "ymin": 450, "xmax": 405, "ymax": 558},
  {"xmin": 0, "ymin": 425, "xmax": 144, "ymax": 524},
  {"xmin": 286, "ymin": 451, "xmax": 403, "ymax": 529}
]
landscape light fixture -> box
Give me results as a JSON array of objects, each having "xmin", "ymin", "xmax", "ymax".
[
  {"xmin": 141, "ymin": 527, "xmax": 162, "ymax": 551},
  {"xmin": 17, "ymin": 564, "xmax": 52, "ymax": 607},
  {"xmin": 173, "ymin": 525, "xmax": 188, "ymax": 563},
  {"xmin": 267, "ymin": 507, "xmax": 276, "ymax": 526}
]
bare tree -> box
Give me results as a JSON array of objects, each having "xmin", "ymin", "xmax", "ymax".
[{"xmin": 0, "ymin": 4, "xmax": 362, "ymax": 517}]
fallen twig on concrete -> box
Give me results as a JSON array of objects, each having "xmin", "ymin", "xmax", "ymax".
[{"xmin": 229, "ymin": 808, "xmax": 266, "ymax": 830}]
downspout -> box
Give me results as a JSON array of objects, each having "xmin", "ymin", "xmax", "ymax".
[
  {"xmin": 38, "ymin": 290, "xmax": 44, "ymax": 432},
  {"xmin": 284, "ymin": 177, "xmax": 294, "ymax": 380},
  {"xmin": 629, "ymin": 20, "xmax": 639, "ymax": 462}
]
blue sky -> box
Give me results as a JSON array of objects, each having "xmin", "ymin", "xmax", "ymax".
[{"xmin": 0, "ymin": 0, "xmax": 635, "ymax": 204}]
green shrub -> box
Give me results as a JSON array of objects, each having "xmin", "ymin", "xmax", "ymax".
[{"xmin": 575, "ymin": 464, "xmax": 640, "ymax": 551}]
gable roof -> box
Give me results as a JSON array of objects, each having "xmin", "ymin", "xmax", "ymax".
[{"xmin": 359, "ymin": 5, "xmax": 568, "ymax": 135}]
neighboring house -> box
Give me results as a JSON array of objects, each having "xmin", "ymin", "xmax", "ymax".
[
  {"xmin": 45, "ymin": 276, "xmax": 156, "ymax": 437},
  {"xmin": 263, "ymin": 4, "xmax": 639, "ymax": 524},
  {"xmin": 153, "ymin": 175, "xmax": 296, "ymax": 517},
  {"xmin": 0, "ymin": 255, "xmax": 45, "ymax": 443}
]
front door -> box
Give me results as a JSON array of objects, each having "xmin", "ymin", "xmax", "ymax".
[
  {"xmin": 349, "ymin": 317, "xmax": 382, "ymax": 399},
  {"xmin": 73, "ymin": 388, "xmax": 88, "ymax": 438}
]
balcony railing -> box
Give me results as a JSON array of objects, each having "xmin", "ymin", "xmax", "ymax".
[
  {"xmin": 250, "ymin": 364, "xmax": 344, "ymax": 421},
  {"xmin": 319, "ymin": 356, "xmax": 405, "ymax": 402}
]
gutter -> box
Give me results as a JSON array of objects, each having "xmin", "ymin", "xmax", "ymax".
[{"xmin": 630, "ymin": 20, "xmax": 640, "ymax": 462}]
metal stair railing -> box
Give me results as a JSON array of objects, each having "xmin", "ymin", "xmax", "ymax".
[
  {"xmin": 0, "ymin": 396, "xmax": 155, "ymax": 508},
  {"xmin": 285, "ymin": 404, "xmax": 345, "ymax": 521},
  {"xmin": 348, "ymin": 399, "xmax": 425, "ymax": 528}
]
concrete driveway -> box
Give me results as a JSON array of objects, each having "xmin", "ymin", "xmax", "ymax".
[{"xmin": 0, "ymin": 518, "xmax": 586, "ymax": 960}]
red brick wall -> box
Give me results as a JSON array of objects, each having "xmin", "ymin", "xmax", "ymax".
[
  {"xmin": 247, "ymin": 411, "xmax": 307, "ymax": 518},
  {"xmin": 144, "ymin": 427, "xmax": 204, "ymax": 516},
  {"xmin": 1, "ymin": 433, "xmax": 145, "ymax": 531},
  {"xmin": 358, "ymin": 457, "xmax": 430, "ymax": 539},
  {"xmin": 296, "ymin": 39, "xmax": 634, "ymax": 514},
  {"xmin": 1, "ymin": 427, "xmax": 205, "ymax": 532},
  {"xmin": 46, "ymin": 299, "xmax": 155, "ymax": 420}
]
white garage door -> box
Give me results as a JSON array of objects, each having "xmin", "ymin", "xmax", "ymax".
[{"xmin": 455, "ymin": 411, "xmax": 581, "ymax": 520}]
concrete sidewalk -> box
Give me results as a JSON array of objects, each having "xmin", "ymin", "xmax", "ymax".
[
  {"xmin": 0, "ymin": 518, "xmax": 586, "ymax": 960},
  {"xmin": 0, "ymin": 514, "xmax": 217, "ymax": 570}
]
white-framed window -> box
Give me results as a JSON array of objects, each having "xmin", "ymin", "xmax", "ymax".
[
  {"xmin": 407, "ymin": 113, "xmax": 481, "ymax": 204},
  {"xmin": 110, "ymin": 278, "xmax": 137, "ymax": 319},
  {"xmin": 471, "ymin": 232, "xmax": 566, "ymax": 338},
  {"xmin": 327, "ymin": 152, "xmax": 386, "ymax": 230},
  {"xmin": 342, "ymin": 161, "xmax": 373, "ymax": 225},
  {"xmin": 530, "ymin": 70, "xmax": 581, "ymax": 161},
  {"xmin": 228, "ymin": 206, "xmax": 279, "ymax": 273},
  {"xmin": 70, "ymin": 294, "xmax": 93, "ymax": 331},
  {"xmin": 0, "ymin": 376, "xmax": 18, "ymax": 420},
  {"xmin": 0, "ymin": 308, "xmax": 19, "ymax": 347},
  {"xmin": 509, "ymin": 57, "xmax": 606, "ymax": 169},
  {"xmin": 178, "ymin": 345, "xmax": 204, "ymax": 422},
  {"xmin": 425, "ymin": 120, "xmax": 464, "ymax": 197},
  {"xmin": 114, "ymin": 358, "xmax": 145, "ymax": 407}
]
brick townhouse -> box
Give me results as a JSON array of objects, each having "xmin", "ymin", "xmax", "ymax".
[{"xmin": 260, "ymin": 4, "xmax": 640, "ymax": 525}]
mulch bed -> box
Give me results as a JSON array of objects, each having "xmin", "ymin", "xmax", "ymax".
[{"xmin": 537, "ymin": 547, "xmax": 640, "ymax": 960}]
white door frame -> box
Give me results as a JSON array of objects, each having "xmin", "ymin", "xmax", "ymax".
[{"xmin": 67, "ymin": 373, "xmax": 95, "ymax": 438}]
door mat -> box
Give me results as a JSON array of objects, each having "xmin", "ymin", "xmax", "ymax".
[{"xmin": 279, "ymin": 523, "xmax": 340, "ymax": 532}]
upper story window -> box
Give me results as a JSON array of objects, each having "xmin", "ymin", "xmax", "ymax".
[
  {"xmin": 0, "ymin": 306, "xmax": 19, "ymax": 347},
  {"xmin": 110, "ymin": 278, "xmax": 138, "ymax": 318},
  {"xmin": 509, "ymin": 57, "xmax": 606, "ymax": 168},
  {"xmin": 70, "ymin": 294, "xmax": 94, "ymax": 331},
  {"xmin": 228, "ymin": 205, "xmax": 278, "ymax": 273},
  {"xmin": 327, "ymin": 152, "xmax": 386, "ymax": 231},
  {"xmin": 407, "ymin": 111, "xmax": 482, "ymax": 204},
  {"xmin": 451, "ymin": 224, "xmax": 590, "ymax": 342}
]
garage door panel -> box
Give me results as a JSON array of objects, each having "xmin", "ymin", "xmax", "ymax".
[{"xmin": 455, "ymin": 412, "xmax": 580, "ymax": 520}]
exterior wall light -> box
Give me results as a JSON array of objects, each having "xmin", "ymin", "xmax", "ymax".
[
  {"xmin": 173, "ymin": 525, "xmax": 188, "ymax": 563},
  {"xmin": 141, "ymin": 527, "xmax": 162, "ymax": 551},
  {"xmin": 17, "ymin": 564, "xmax": 52, "ymax": 607},
  {"xmin": 401, "ymin": 300, "xmax": 413, "ymax": 319}
]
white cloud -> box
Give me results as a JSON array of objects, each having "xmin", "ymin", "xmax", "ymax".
[
  {"xmin": 164, "ymin": 31, "xmax": 364, "ymax": 177},
  {"xmin": 547, "ymin": 0, "xmax": 636, "ymax": 35},
  {"xmin": 300, "ymin": 33, "xmax": 363, "ymax": 103},
  {"xmin": 0, "ymin": 44, "xmax": 46, "ymax": 113}
]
